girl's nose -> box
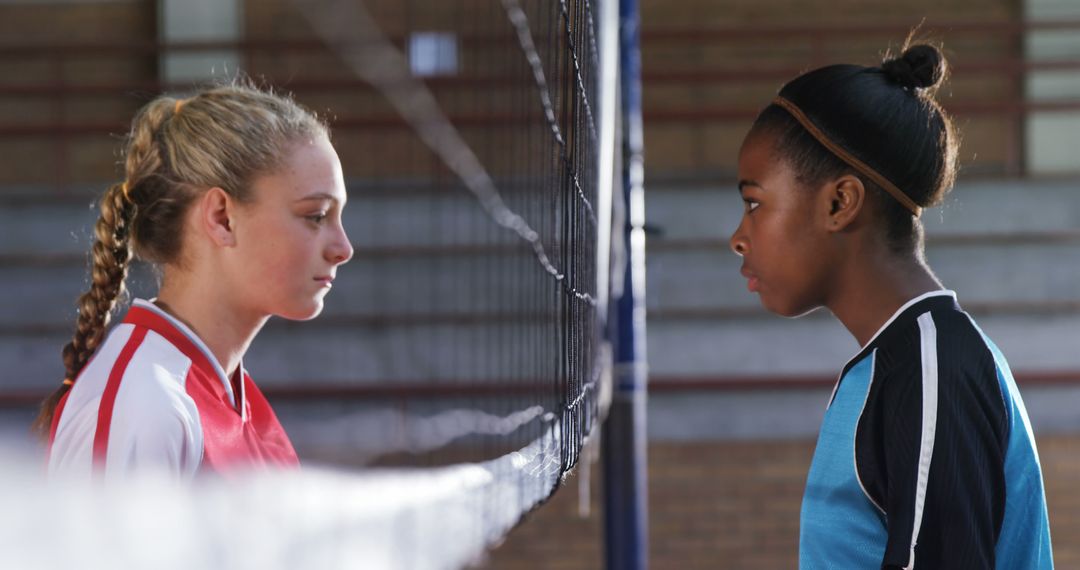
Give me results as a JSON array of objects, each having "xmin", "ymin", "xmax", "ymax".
[
  {"xmin": 328, "ymin": 226, "xmax": 354, "ymax": 265},
  {"xmin": 729, "ymin": 228, "xmax": 749, "ymax": 257}
]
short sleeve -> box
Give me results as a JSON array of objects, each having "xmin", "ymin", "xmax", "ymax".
[{"xmin": 869, "ymin": 313, "xmax": 1008, "ymax": 569}]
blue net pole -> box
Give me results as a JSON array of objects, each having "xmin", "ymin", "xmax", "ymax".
[{"xmin": 603, "ymin": 0, "xmax": 648, "ymax": 566}]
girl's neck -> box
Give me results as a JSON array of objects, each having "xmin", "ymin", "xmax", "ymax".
[
  {"xmin": 826, "ymin": 252, "xmax": 943, "ymax": 348},
  {"xmin": 154, "ymin": 279, "xmax": 267, "ymax": 379}
]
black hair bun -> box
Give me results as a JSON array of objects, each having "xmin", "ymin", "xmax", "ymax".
[{"xmin": 882, "ymin": 44, "xmax": 946, "ymax": 90}]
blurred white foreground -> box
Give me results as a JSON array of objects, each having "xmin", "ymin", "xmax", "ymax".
[{"xmin": 0, "ymin": 429, "xmax": 561, "ymax": 570}]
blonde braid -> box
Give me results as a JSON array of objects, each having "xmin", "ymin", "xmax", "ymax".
[
  {"xmin": 66, "ymin": 183, "xmax": 134, "ymax": 370},
  {"xmin": 32, "ymin": 182, "xmax": 133, "ymax": 435},
  {"xmin": 32, "ymin": 98, "xmax": 176, "ymax": 437}
]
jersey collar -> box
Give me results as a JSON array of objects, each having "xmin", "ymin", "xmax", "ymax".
[
  {"xmin": 123, "ymin": 298, "xmax": 241, "ymax": 411},
  {"xmin": 856, "ymin": 289, "xmax": 958, "ymax": 353},
  {"xmin": 832, "ymin": 290, "xmax": 959, "ymax": 401}
]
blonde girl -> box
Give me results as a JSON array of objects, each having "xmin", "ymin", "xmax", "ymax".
[{"xmin": 36, "ymin": 84, "xmax": 354, "ymax": 477}]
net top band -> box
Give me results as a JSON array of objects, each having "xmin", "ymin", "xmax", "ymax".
[{"xmin": 772, "ymin": 96, "xmax": 922, "ymax": 218}]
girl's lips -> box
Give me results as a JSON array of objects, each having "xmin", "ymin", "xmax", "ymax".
[
  {"xmin": 740, "ymin": 267, "xmax": 759, "ymax": 293},
  {"xmin": 314, "ymin": 276, "xmax": 334, "ymax": 288}
]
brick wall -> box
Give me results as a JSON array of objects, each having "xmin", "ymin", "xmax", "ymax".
[
  {"xmin": 482, "ymin": 435, "xmax": 1080, "ymax": 568},
  {"xmin": 0, "ymin": 0, "xmax": 1026, "ymax": 191},
  {"xmin": 246, "ymin": 0, "xmax": 1026, "ymax": 181},
  {"xmin": 638, "ymin": 0, "xmax": 1021, "ymax": 179},
  {"xmin": 0, "ymin": 0, "xmax": 157, "ymax": 186}
]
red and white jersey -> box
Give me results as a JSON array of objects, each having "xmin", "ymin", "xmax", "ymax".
[{"xmin": 47, "ymin": 298, "xmax": 299, "ymax": 479}]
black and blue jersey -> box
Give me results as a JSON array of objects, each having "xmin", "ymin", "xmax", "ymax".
[{"xmin": 799, "ymin": 291, "xmax": 1053, "ymax": 569}]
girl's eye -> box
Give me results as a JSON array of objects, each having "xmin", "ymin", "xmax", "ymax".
[
  {"xmin": 306, "ymin": 213, "xmax": 328, "ymax": 224},
  {"xmin": 743, "ymin": 199, "xmax": 760, "ymax": 213}
]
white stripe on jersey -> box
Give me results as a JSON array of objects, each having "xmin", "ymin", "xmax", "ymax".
[
  {"xmin": 906, "ymin": 312, "xmax": 940, "ymax": 569},
  {"xmin": 48, "ymin": 324, "xmax": 204, "ymax": 480}
]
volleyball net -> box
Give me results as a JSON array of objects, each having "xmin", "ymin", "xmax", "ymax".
[
  {"xmin": 286, "ymin": 0, "xmax": 616, "ymax": 475},
  {"xmin": 0, "ymin": 0, "xmax": 624, "ymax": 568}
]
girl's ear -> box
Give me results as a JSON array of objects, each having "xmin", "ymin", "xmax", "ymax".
[
  {"xmin": 821, "ymin": 174, "xmax": 866, "ymax": 232},
  {"xmin": 198, "ymin": 187, "xmax": 238, "ymax": 247}
]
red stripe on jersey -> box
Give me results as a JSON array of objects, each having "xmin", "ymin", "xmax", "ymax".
[{"xmin": 92, "ymin": 327, "xmax": 149, "ymax": 467}]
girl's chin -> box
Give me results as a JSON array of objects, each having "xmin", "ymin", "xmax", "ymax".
[
  {"xmin": 277, "ymin": 299, "xmax": 325, "ymax": 322},
  {"xmin": 760, "ymin": 295, "xmax": 821, "ymax": 319}
]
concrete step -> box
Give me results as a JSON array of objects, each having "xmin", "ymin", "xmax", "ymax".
[
  {"xmin": 0, "ymin": 252, "xmax": 572, "ymax": 328},
  {"xmin": 4, "ymin": 234, "xmax": 1075, "ymax": 331},
  {"xmin": 645, "ymin": 179, "xmax": 1080, "ymax": 241},
  {"xmin": 647, "ymin": 383, "xmax": 1080, "ymax": 441},
  {"xmin": 0, "ymin": 188, "xmax": 548, "ymax": 257},
  {"xmin": 11, "ymin": 178, "xmax": 1071, "ymax": 262},
  {"xmin": 3, "ymin": 177, "xmax": 1079, "ymax": 400},
  {"xmin": 0, "ymin": 315, "xmax": 579, "ymax": 390},
  {"xmin": 646, "ymin": 310, "xmax": 1080, "ymax": 378},
  {"xmin": 647, "ymin": 240, "xmax": 1080, "ymax": 311},
  {"xmin": 3, "ymin": 305, "xmax": 1074, "ymax": 391}
]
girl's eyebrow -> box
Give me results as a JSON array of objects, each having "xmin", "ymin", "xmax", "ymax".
[
  {"xmin": 294, "ymin": 192, "xmax": 340, "ymax": 204},
  {"xmin": 738, "ymin": 180, "xmax": 763, "ymax": 193}
]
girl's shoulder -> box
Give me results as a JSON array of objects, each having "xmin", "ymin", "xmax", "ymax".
[
  {"xmin": 49, "ymin": 322, "xmax": 205, "ymax": 477},
  {"xmin": 872, "ymin": 301, "xmax": 997, "ymax": 380}
]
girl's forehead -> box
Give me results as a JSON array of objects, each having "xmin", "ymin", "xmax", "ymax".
[
  {"xmin": 740, "ymin": 127, "xmax": 778, "ymax": 154},
  {"xmin": 256, "ymin": 138, "xmax": 344, "ymax": 201},
  {"xmin": 739, "ymin": 132, "xmax": 786, "ymax": 175}
]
